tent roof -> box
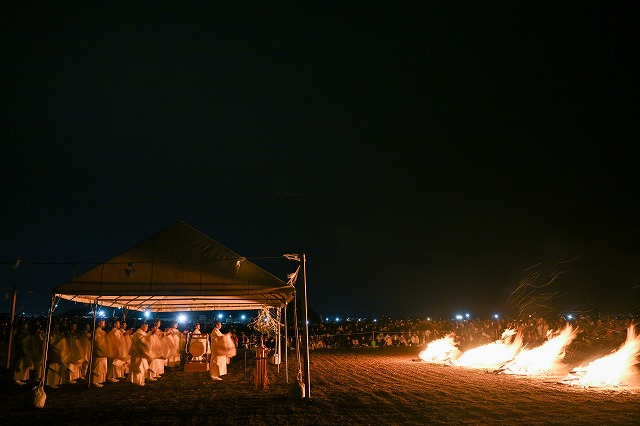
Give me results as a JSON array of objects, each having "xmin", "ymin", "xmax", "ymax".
[{"xmin": 53, "ymin": 221, "xmax": 295, "ymax": 312}]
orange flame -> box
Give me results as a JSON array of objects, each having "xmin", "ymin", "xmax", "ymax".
[
  {"xmin": 418, "ymin": 333, "xmax": 461, "ymax": 363},
  {"xmin": 453, "ymin": 328, "xmax": 523, "ymax": 369},
  {"xmin": 500, "ymin": 324, "xmax": 577, "ymax": 375},
  {"xmin": 565, "ymin": 324, "xmax": 640, "ymax": 388}
]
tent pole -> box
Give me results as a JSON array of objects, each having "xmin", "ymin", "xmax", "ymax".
[
  {"xmin": 277, "ymin": 307, "xmax": 281, "ymax": 373},
  {"xmin": 284, "ymin": 302, "xmax": 289, "ymax": 384},
  {"xmin": 41, "ymin": 294, "xmax": 56, "ymax": 386},
  {"xmin": 300, "ymin": 253, "xmax": 311, "ymax": 398},
  {"xmin": 5, "ymin": 287, "xmax": 17, "ymax": 369},
  {"xmin": 275, "ymin": 308, "xmax": 279, "ymax": 373},
  {"xmin": 87, "ymin": 301, "xmax": 98, "ymax": 389}
]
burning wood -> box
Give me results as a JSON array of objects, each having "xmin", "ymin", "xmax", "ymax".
[{"xmin": 560, "ymin": 324, "xmax": 640, "ymax": 388}]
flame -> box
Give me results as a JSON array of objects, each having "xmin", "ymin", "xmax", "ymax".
[
  {"xmin": 564, "ymin": 324, "xmax": 640, "ymax": 388},
  {"xmin": 418, "ymin": 333, "xmax": 462, "ymax": 363},
  {"xmin": 500, "ymin": 324, "xmax": 577, "ymax": 375},
  {"xmin": 452, "ymin": 328, "xmax": 524, "ymax": 369}
]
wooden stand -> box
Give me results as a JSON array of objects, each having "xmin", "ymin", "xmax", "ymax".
[{"xmin": 254, "ymin": 344, "xmax": 269, "ymax": 389}]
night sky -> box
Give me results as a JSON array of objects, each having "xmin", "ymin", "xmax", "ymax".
[{"xmin": 2, "ymin": 3, "xmax": 638, "ymax": 319}]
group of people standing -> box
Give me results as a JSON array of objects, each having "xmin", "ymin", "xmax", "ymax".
[{"xmin": 12, "ymin": 318, "xmax": 234, "ymax": 388}]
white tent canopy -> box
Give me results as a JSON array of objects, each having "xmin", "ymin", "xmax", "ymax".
[{"xmin": 52, "ymin": 221, "xmax": 296, "ymax": 312}]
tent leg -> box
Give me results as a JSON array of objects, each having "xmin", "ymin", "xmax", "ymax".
[
  {"xmin": 42, "ymin": 294, "xmax": 56, "ymax": 386},
  {"xmin": 284, "ymin": 302, "xmax": 289, "ymax": 384},
  {"xmin": 87, "ymin": 301, "xmax": 98, "ymax": 389},
  {"xmin": 300, "ymin": 254, "xmax": 311, "ymax": 398},
  {"xmin": 5, "ymin": 287, "xmax": 17, "ymax": 369},
  {"xmin": 276, "ymin": 307, "xmax": 281, "ymax": 373}
]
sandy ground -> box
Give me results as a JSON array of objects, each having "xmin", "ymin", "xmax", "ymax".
[{"xmin": 1, "ymin": 343, "xmax": 639, "ymax": 425}]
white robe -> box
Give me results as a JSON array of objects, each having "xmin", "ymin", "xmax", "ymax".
[
  {"xmin": 127, "ymin": 329, "xmax": 152, "ymax": 385},
  {"xmin": 107, "ymin": 328, "xmax": 129, "ymax": 380},
  {"xmin": 209, "ymin": 329, "xmax": 230, "ymax": 377},
  {"xmin": 46, "ymin": 331, "xmax": 68, "ymax": 387},
  {"xmin": 92, "ymin": 327, "xmax": 109, "ymax": 385}
]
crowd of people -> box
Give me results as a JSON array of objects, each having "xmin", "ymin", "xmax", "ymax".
[
  {"xmin": 1, "ymin": 312, "xmax": 635, "ymax": 388},
  {"xmin": 302, "ymin": 314, "xmax": 636, "ymax": 350}
]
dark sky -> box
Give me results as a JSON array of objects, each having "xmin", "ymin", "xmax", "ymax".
[{"xmin": 2, "ymin": 3, "xmax": 639, "ymax": 319}]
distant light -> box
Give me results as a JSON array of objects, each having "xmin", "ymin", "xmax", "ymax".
[
  {"xmin": 98, "ymin": 310, "xmax": 105, "ymax": 318},
  {"xmin": 263, "ymin": 317, "xmax": 268, "ymax": 322},
  {"xmin": 177, "ymin": 314, "xmax": 186, "ymax": 323},
  {"xmin": 426, "ymin": 317, "xmax": 431, "ymax": 321},
  {"xmin": 455, "ymin": 314, "xmax": 463, "ymax": 320},
  {"xmin": 144, "ymin": 310, "xmax": 150, "ymax": 318},
  {"xmin": 373, "ymin": 319, "xmax": 377, "ymax": 323},
  {"xmin": 465, "ymin": 313, "xmax": 470, "ymax": 319},
  {"xmin": 217, "ymin": 313, "xmax": 223, "ymax": 319},
  {"xmin": 494, "ymin": 314, "xmax": 499, "ymax": 319},
  {"xmin": 335, "ymin": 317, "xmax": 340, "ymax": 322},
  {"xmin": 567, "ymin": 315, "xmax": 573, "ymax": 320},
  {"xmin": 241, "ymin": 315, "xmax": 246, "ymax": 320},
  {"xmin": 325, "ymin": 317, "xmax": 329, "ymax": 322}
]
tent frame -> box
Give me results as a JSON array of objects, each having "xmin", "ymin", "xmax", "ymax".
[{"xmin": 40, "ymin": 221, "xmax": 311, "ymax": 399}]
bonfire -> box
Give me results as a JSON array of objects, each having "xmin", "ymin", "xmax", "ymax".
[
  {"xmin": 452, "ymin": 328, "xmax": 523, "ymax": 369},
  {"xmin": 499, "ymin": 323, "xmax": 577, "ymax": 375},
  {"xmin": 418, "ymin": 333, "xmax": 462, "ymax": 363},
  {"xmin": 562, "ymin": 324, "xmax": 640, "ymax": 388}
]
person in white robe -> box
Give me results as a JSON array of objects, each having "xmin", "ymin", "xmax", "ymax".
[
  {"xmin": 65, "ymin": 323, "xmax": 85, "ymax": 383},
  {"xmin": 165, "ymin": 322, "xmax": 182, "ymax": 368},
  {"xmin": 121, "ymin": 321, "xmax": 133, "ymax": 377},
  {"xmin": 210, "ymin": 322, "xmax": 236, "ymax": 380},
  {"xmin": 13, "ymin": 321, "xmax": 34, "ymax": 385},
  {"xmin": 45, "ymin": 323, "xmax": 68, "ymax": 388},
  {"xmin": 147, "ymin": 321, "xmax": 167, "ymax": 381},
  {"xmin": 79, "ymin": 323, "xmax": 92, "ymax": 380},
  {"xmin": 127, "ymin": 323, "xmax": 152, "ymax": 386},
  {"xmin": 107, "ymin": 320, "xmax": 130, "ymax": 382},
  {"xmin": 91, "ymin": 320, "xmax": 109, "ymax": 387}
]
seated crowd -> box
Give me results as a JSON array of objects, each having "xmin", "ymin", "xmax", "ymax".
[{"xmin": 301, "ymin": 314, "xmax": 635, "ymax": 350}]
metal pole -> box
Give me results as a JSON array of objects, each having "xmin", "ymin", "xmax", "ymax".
[
  {"xmin": 300, "ymin": 253, "xmax": 311, "ymax": 398},
  {"xmin": 276, "ymin": 307, "xmax": 281, "ymax": 373},
  {"xmin": 284, "ymin": 302, "xmax": 289, "ymax": 384},
  {"xmin": 41, "ymin": 294, "xmax": 56, "ymax": 385},
  {"xmin": 6, "ymin": 287, "xmax": 17, "ymax": 369},
  {"xmin": 87, "ymin": 301, "xmax": 98, "ymax": 388}
]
